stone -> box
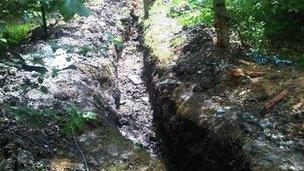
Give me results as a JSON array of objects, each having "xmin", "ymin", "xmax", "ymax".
[
  {"xmin": 141, "ymin": 96, "xmax": 149, "ymax": 104},
  {"xmin": 259, "ymin": 118, "xmax": 272, "ymax": 128},
  {"xmin": 54, "ymin": 92, "xmax": 70, "ymax": 101},
  {"xmin": 193, "ymin": 84, "xmax": 210, "ymax": 92},
  {"xmin": 216, "ymin": 107, "xmax": 225, "ymax": 117},
  {"xmin": 128, "ymin": 75, "xmax": 143, "ymax": 84}
]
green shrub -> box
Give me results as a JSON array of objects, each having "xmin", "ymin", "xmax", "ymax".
[
  {"xmin": 0, "ymin": 0, "xmax": 91, "ymax": 54},
  {"xmin": 7, "ymin": 104, "xmax": 97, "ymax": 135},
  {"xmin": 0, "ymin": 23, "xmax": 35, "ymax": 54},
  {"xmin": 3, "ymin": 23, "xmax": 34, "ymax": 44},
  {"xmin": 169, "ymin": 0, "xmax": 214, "ymax": 26},
  {"xmin": 168, "ymin": 0, "xmax": 304, "ymax": 56}
]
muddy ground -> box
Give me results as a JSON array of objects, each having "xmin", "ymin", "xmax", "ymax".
[
  {"xmin": 0, "ymin": 0, "xmax": 165, "ymax": 170},
  {"xmin": 144, "ymin": 0, "xmax": 304, "ymax": 170},
  {"xmin": 1, "ymin": 0, "xmax": 304, "ymax": 170}
]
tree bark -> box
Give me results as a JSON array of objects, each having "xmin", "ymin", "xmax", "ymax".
[
  {"xmin": 213, "ymin": 0, "xmax": 229, "ymax": 48},
  {"xmin": 41, "ymin": 3, "xmax": 48, "ymax": 38},
  {"xmin": 143, "ymin": 0, "xmax": 149, "ymax": 19}
]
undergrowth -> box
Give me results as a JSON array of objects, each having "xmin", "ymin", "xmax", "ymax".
[
  {"xmin": 0, "ymin": 23, "xmax": 35, "ymax": 55},
  {"xmin": 5, "ymin": 104, "xmax": 97, "ymax": 135},
  {"xmin": 167, "ymin": 0, "xmax": 304, "ymax": 65}
]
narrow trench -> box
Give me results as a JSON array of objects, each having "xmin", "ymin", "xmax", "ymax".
[
  {"xmin": 116, "ymin": 10, "xmax": 251, "ymax": 171},
  {"xmin": 116, "ymin": 15, "xmax": 158, "ymax": 152}
]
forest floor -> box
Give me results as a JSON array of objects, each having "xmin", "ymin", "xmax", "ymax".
[
  {"xmin": 143, "ymin": 0, "xmax": 304, "ymax": 170},
  {"xmin": 0, "ymin": 0, "xmax": 165, "ymax": 170},
  {"xmin": 0, "ymin": 0, "xmax": 304, "ymax": 170}
]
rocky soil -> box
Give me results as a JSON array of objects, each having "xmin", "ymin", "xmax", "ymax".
[
  {"xmin": 117, "ymin": 20, "xmax": 158, "ymax": 152},
  {"xmin": 144, "ymin": 0, "xmax": 304, "ymax": 170},
  {"xmin": 0, "ymin": 0, "xmax": 165, "ymax": 170},
  {"xmin": 1, "ymin": 0, "xmax": 304, "ymax": 170}
]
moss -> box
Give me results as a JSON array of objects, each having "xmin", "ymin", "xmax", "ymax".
[
  {"xmin": 78, "ymin": 125, "xmax": 165, "ymax": 170},
  {"xmin": 98, "ymin": 128, "xmax": 165, "ymax": 170}
]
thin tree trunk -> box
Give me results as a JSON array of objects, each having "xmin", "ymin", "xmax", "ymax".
[
  {"xmin": 143, "ymin": 0, "xmax": 149, "ymax": 19},
  {"xmin": 213, "ymin": 0, "xmax": 229, "ymax": 48},
  {"xmin": 41, "ymin": 3, "xmax": 48, "ymax": 38}
]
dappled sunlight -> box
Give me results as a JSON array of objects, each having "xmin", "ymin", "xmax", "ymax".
[
  {"xmin": 1, "ymin": 0, "xmax": 304, "ymax": 170},
  {"xmin": 144, "ymin": 0, "xmax": 182, "ymax": 68},
  {"xmin": 143, "ymin": 0, "xmax": 304, "ymax": 169},
  {"xmin": 49, "ymin": 157, "xmax": 73, "ymax": 171}
]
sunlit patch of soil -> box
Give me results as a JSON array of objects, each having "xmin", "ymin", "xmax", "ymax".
[{"xmin": 49, "ymin": 157, "xmax": 73, "ymax": 171}]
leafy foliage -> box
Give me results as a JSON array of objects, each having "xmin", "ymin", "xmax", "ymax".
[
  {"xmin": 7, "ymin": 104, "xmax": 97, "ymax": 135},
  {"xmin": 0, "ymin": 0, "xmax": 90, "ymax": 53},
  {"xmin": 168, "ymin": 0, "xmax": 304, "ymax": 55},
  {"xmin": 169, "ymin": 0, "xmax": 214, "ymax": 26},
  {"xmin": 3, "ymin": 23, "xmax": 34, "ymax": 44},
  {"xmin": 0, "ymin": 0, "xmax": 90, "ymax": 21},
  {"xmin": 59, "ymin": 107, "xmax": 97, "ymax": 134},
  {"xmin": 59, "ymin": 107, "xmax": 85, "ymax": 134},
  {"xmin": 227, "ymin": 0, "xmax": 304, "ymax": 50},
  {"xmin": 57, "ymin": 0, "xmax": 91, "ymax": 21}
]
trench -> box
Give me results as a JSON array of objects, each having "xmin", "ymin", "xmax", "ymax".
[
  {"xmin": 115, "ymin": 9, "xmax": 251, "ymax": 171},
  {"xmin": 116, "ymin": 14, "xmax": 158, "ymax": 152}
]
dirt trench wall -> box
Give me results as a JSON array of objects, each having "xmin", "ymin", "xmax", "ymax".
[
  {"xmin": 142, "ymin": 53, "xmax": 251, "ymax": 170},
  {"xmin": 143, "ymin": 0, "xmax": 304, "ymax": 170}
]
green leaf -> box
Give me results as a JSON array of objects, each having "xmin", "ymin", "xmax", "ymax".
[
  {"xmin": 32, "ymin": 56, "xmax": 45, "ymax": 65},
  {"xmin": 0, "ymin": 38, "xmax": 7, "ymax": 43},
  {"xmin": 40, "ymin": 86, "xmax": 48, "ymax": 94},
  {"xmin": 51, "ymin": 68, "xmax": 60, "ymax": 78},
  {"xmin": 77, "ymin": 3, "xmax": 91, "ymax": 17},
  {"xmin": 38, "ymin": 76, "xmax": 44, "ymax": 83},
  {"xmin": 14, "ymin": 113, "xmax": 23, "ymax": 121},
  {"xmin": 59, "ymin": 0, "xmax": 90, "ymax": 21}
]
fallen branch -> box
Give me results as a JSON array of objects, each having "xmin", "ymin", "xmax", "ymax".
[
  {"xmin": 264, "ymin": 90, "xmax": 289, "ymax": 110},
  {"xmin": 72, "ymin": 129, "xmax": 89, "ymax": 171},
  {"xmin": 230, "ymin": 68, "xmax": 265, "ymax": 78},
  {"xmin": 245, "ymin": 71, "xmax": 265, "ymax": 78}
]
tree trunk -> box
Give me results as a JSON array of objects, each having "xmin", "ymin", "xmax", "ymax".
[
  {"xmin": 143, "ymin": 0, "xmax": 149, "ymax": 19},
  {"xmin": 213, "ymin": 0, "xmax": 229, "ymax": 48},
  {"xmin": 41, "ymin": 3, "xmax": 48, "ymax": 38}
]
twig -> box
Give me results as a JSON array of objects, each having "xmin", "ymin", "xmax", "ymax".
[
  {"xmin": 71, "ymin": 129, "xmax": 90, "ymax": 171},
  {"xmin": 264, "ymin": 90, "xmax": 289, "ymax": 110}
]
